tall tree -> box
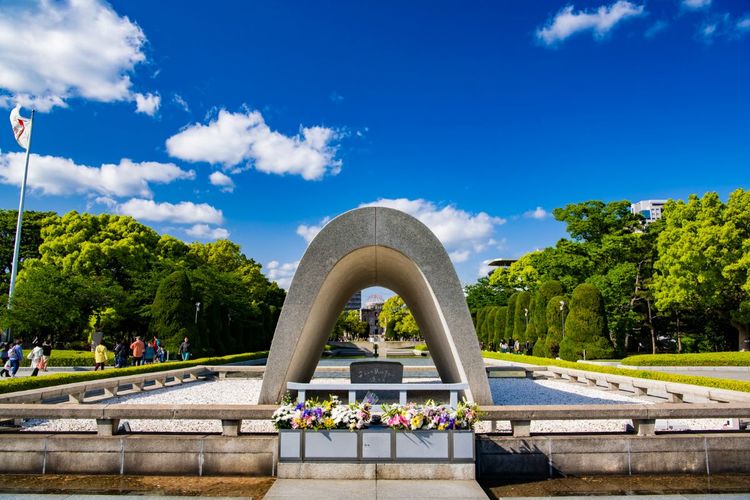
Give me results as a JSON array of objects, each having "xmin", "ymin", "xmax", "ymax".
[
  {"xmin": 492, "ymin": 307, "xmax": 508, "ymax": 350},
  {"xmin": 544, "ymin": 294, "xmax": 568, "ymax": 358},
  {"xmin": 379, "ymin": 295, "xmax": 420, "ymax": 339},
  {"xmin": 513, "ymin": 291, "xmax": 531, "ymax": 342},
  {"xmin": 504, "ymin": 293, "xmax": 518, "ymax": 341},
  {"xmin": 559, "ymin": 283, "xmax": 613, "ymax": 361},
  {"xmin": 149, "ymin": 270, "xmax": 197, "ymax": 353},
  {"xmin": 652, "ymin": 191, "xmax": 750, "ymax": 351},
  {"xmin": 0, "ymin": 210, "xmax": 57, "ymax": 297}
]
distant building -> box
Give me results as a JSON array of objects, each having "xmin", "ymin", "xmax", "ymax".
[
  {"xmin": 486, "ymin": 258, "xmax": 517, "ymax": 276},
  {"xmin": 631, "ymin": 199, "xmax": 667, "ymax": 224},
  {"xmin": 344, "ymin": 291, "xmax": 362, "ymax": 311},
  {"xmin": 360, "ymin": 294, "xmax": 384, "ymax": 337}
]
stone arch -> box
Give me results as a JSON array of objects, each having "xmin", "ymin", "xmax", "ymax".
[{"xmin": 259, "ymin": 207, "xmax": 492, "ymax": 404}]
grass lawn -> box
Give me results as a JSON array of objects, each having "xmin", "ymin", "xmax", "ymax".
[{"xmin": 482, "ymin": 351, "xmax": 750, "ymax": 394}]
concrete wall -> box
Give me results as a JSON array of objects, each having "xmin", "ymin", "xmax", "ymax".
[
  {"xmin": 2, "ymin": 432, "xmax": 748, "ymax": 478},
  {"xmin": 0, "ymin": 434, "xmax": 277, "ymax": 476},
  {"xmin": 477, "ymin": 434, "xmax": 750, "ymax": 479}
]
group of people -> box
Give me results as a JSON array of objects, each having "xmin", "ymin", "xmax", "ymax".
[
  {"xmin": 97, "ymin": 336, "xmax": 192, "ymax": 370},
  {"xmin": 498, "ymin": 339, "xmax": 534, "ymax": 355},
  {"xmin": 0, "ymin": 338, "xmax": 52, "ymax": 377}
]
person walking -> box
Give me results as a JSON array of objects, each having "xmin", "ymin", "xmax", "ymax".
[
  {"xmin": 41, "ymin": 339, "xmax": 52, "ymax": 371},
  {"xmin": 0, "ymin": 343, "xmax": 10, "ymax": 377},
  {"xmin": 113, "ymin": 339, "xmax": 127, "ymax": 368},
  {"xmin": 130, "ymin": 336, "xmax": 145, "ymax": 366},
  {"xmin": 9, "ymin": 340, "xmax": 22, "ymax": 377},
  {"xmin": 178, "ymin": 337, "xmax": 191, "ymax": 361},
  {"xmin": 94, "ymin": 342, "xmax": 108, "ymax": 371},
  {"xmin": 143, "ymin": 340, "xmax": 155, "ymax": 365},
  {"xmin": 27, "ymin": 342, "xmax": 44, "ymax": 376}
]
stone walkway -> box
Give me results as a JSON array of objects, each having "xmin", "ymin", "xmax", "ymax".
[{"xmin": 264, "ymin": 479, "xmax": 489, "ymax": 499}]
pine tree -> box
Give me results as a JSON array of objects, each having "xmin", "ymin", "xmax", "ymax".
[
  {"xmin": 513, "ymin": 291, "xmax": 531, "ymax": 343},
  {"xmin": 559, "ymin": 283, "xmax": 613, "ymax": 361},
  {"xmin": 505, "ymin": 293, "xmax": 518, "ymax": 342},
  {"xmin": 530, "ymin": 281, "xmax": 564, "ymax": 357},
  {"xmin": 544, "ymin": 294, "xmax": 568, "ymax": 358},
  {"xmin": 149, "ymin": 270, "xmax": 197, "ymax": 354},
  {"xmin": 493, "ymin": 307, "xmax": 508, "ymax": 350}
]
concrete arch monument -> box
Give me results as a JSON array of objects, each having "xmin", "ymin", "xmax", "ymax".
[{"xmin": 259, "ymin": 207, "xmax": 492, "ymax": 404}]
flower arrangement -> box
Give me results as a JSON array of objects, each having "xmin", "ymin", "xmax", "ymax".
[
  {"xmin": 272, "ymin": 395, "xmax": 372, "ymax": 431},
  {"xmin": 381, "ymin": 400, "xmax": 480, "ymax": 431}
]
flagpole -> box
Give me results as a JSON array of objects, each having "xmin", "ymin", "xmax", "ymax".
[{"xmin": 6, "ymin": 109, "xmax": 34, "ymax": 324}]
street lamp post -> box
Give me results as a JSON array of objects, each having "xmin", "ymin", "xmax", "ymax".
[
  {"xmin": 195, "ymin": 302, "xmax": 201, "ymax": 324},
  {"xmin": 524, "ymin": 307, "xmax": 529, "ymax": 330},
  {"xmin": 559, "ymin": 300, "xmax": 566, "ymax": 338}
]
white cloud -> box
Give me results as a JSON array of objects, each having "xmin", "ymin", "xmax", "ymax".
[
  {"xmin": 477, "ymin": 259, "xmax": 494, "ymax": 278},
  {"xmin": 165, "ymin": 109, "xmax": 343, "ymax": 180},
  {"xmin": 265, "ymin": 260, "xmax": 299, "ymax": 290},
  {"xmin": 186, "ymin": 224, "xmax": 230, "ymax": 240},
  {"xmin": 739, "ymin": 16, "xmax": 750, "ymax": 31},
  {"xmin": 682, "ymin": 0, "xmax": 711, "ymax": 10},
  {"xmin": 115, "ymin": 199, "xmax": 223, "ymax": 224},
  {"xmin": 0, "ymin": 152, "xmax": 193, "ymax": 197},
  {"xmin": 296, "ymin": 216, "xmax": 331, "ymax": 243},
  {"xmin": 209, "ymin": 171, "xmax": 235, "ymax": 192},
  {"xmin": 134, "ymin": 92, "xmax": 161, "ymax": 116},
  {"xmin": 173, "ymin": 94, "xmax": 190, "ymax": 112},
  {"xmin": 537, "ymin": 1, "xmax": 646, "ymax": 45},
  {"xmin": 0, "ymin": 0, "xmax": 154, "ymax": 112},
  {"xmin": 449, "ymin": 250, "xmax": 471, "ymax": 263},
  {"xmin": 359, "ymin": 198, "xmax": 505, "ymax": 249},
  {"xmin": 645, "ymin": 20, "xmax": 669, "ymax": 38},
  {"xmin": 524, "ymin": 206, "xmax": 549, "ymax": 220}
]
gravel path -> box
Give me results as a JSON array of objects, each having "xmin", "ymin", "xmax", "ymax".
[{"xmin": 21, "ymin": 377, "xmax": 735, "ymax": 434}]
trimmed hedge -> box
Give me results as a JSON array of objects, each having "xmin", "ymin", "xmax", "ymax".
[
  {"xmin": 482, "ymin": 351, "xmax": 750, "ymax": 394},
  {"xmin": 0, "ymin": 351, "xmax": 268, "ymax": 395},
  {"xmin": 621, "ymin": 352, "xmax": 750, "ymax": 367},
  {"xmin": 414, "ymin": 344, "xmax": 428, "ymax": 351},
  {"xmin": 19, "ymin": 350, "xmax": 114, "ymax": 368}
]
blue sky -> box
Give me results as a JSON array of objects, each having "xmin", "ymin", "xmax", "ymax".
[{"xmin": 0, "ymin": 0, "xmax": 748, "ymax": 297}]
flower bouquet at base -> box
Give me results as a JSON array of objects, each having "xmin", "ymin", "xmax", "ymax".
[
  {"xmin": 380, "ymin": 399, "xmax": 480, "ymax": 431},
  {"xmin": 271, "ymin": 394, "xmax": 372, "ymax": 431}
]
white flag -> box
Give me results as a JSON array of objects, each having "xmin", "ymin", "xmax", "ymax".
[{"xmin": 10, "ymin": 105, "xmax": 31, "ymax": 150}]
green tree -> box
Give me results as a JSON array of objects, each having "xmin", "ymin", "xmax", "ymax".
[
  {"xmin": 529, "ymin": 280, "xmax": 564, "ymax": 357},
  {"xmin": 464, "ymin": 277, "xmax": 508, "ymax": 314},
  {"xmin": 379, "ymin": 295, "xmax": 420, "ymax": 339},
  {"xmin": 652, "ymin": 191, "xmax": 750, "ymax": 351},
  {"xmin": 475, "ymin": 307, "xmax": 489, "ymax": 344},
  {"xmin": 504, "ymin": 293, "xmax": 518, "ymax": 341},
  {"xmin": 1, "ymin": 263, "xmax": 116, "ymax": 343},
  {"xmin": 513, "ymin": 291, "xmax": 531, "ymax": 343},
  {"xmin": 492, "ymin": 307, "xmax": 508, "ymax": 350},
  {"xmin": 559, "ymin": 283, "xmax": 613, "ymax": 361},
  {"xmin": 149, "ymin": 270, "xmax": 198, "ymax": 354},
  {"xmin": 483, "ymin": 307, "xmax": 499, "ymax": 350},
  {"xmin": 544, "ymin": 295, "xmax": 568, "ymax": 358},
  {"xmin": 0, "ymin": 210, "xmax": 57, "ymax": 297}
]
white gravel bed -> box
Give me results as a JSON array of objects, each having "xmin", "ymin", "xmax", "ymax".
[{"xmin": 21, "ymin": 377, "xmax": 736, "ymax": 434}]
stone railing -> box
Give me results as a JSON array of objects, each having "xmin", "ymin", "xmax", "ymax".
[
  {"xmin": 0, "ymin": 365, "xmax": 214, "ymax": 404},
  {"xmin": 539, "ymin": 365, "xmax": 750, "ymax": 403},
  {"xmin": 0, "ymin": 403, "xmax": 277, "ymax": 437},
  {"xmin": 2, "ymin": 402, "xmax": 748, "ymax": 438},
  {"xmin": 287, "ymin": 381, "xmax": 468, "ymax": 407},
  {"xmin": 481, "ymin": 402, "xmax": 750, "ymax": 436}
]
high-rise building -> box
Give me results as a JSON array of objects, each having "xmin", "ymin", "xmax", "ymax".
[
  {"xmin": 344, "ymin": 290, "xmax": 362, "ymax": 311},
  {"xmin": 631, "ymin": 200, "xmax": 668, "ymax": 224}
]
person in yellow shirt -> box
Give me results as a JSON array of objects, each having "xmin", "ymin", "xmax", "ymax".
[{"xmin": 94, "ymin": 343, "xmax": 108, "ymax": 371}]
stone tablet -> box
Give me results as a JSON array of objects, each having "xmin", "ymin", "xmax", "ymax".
[{"xmin": 350, "ymin": 361, "xmax": 403, "ymax": 384}]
